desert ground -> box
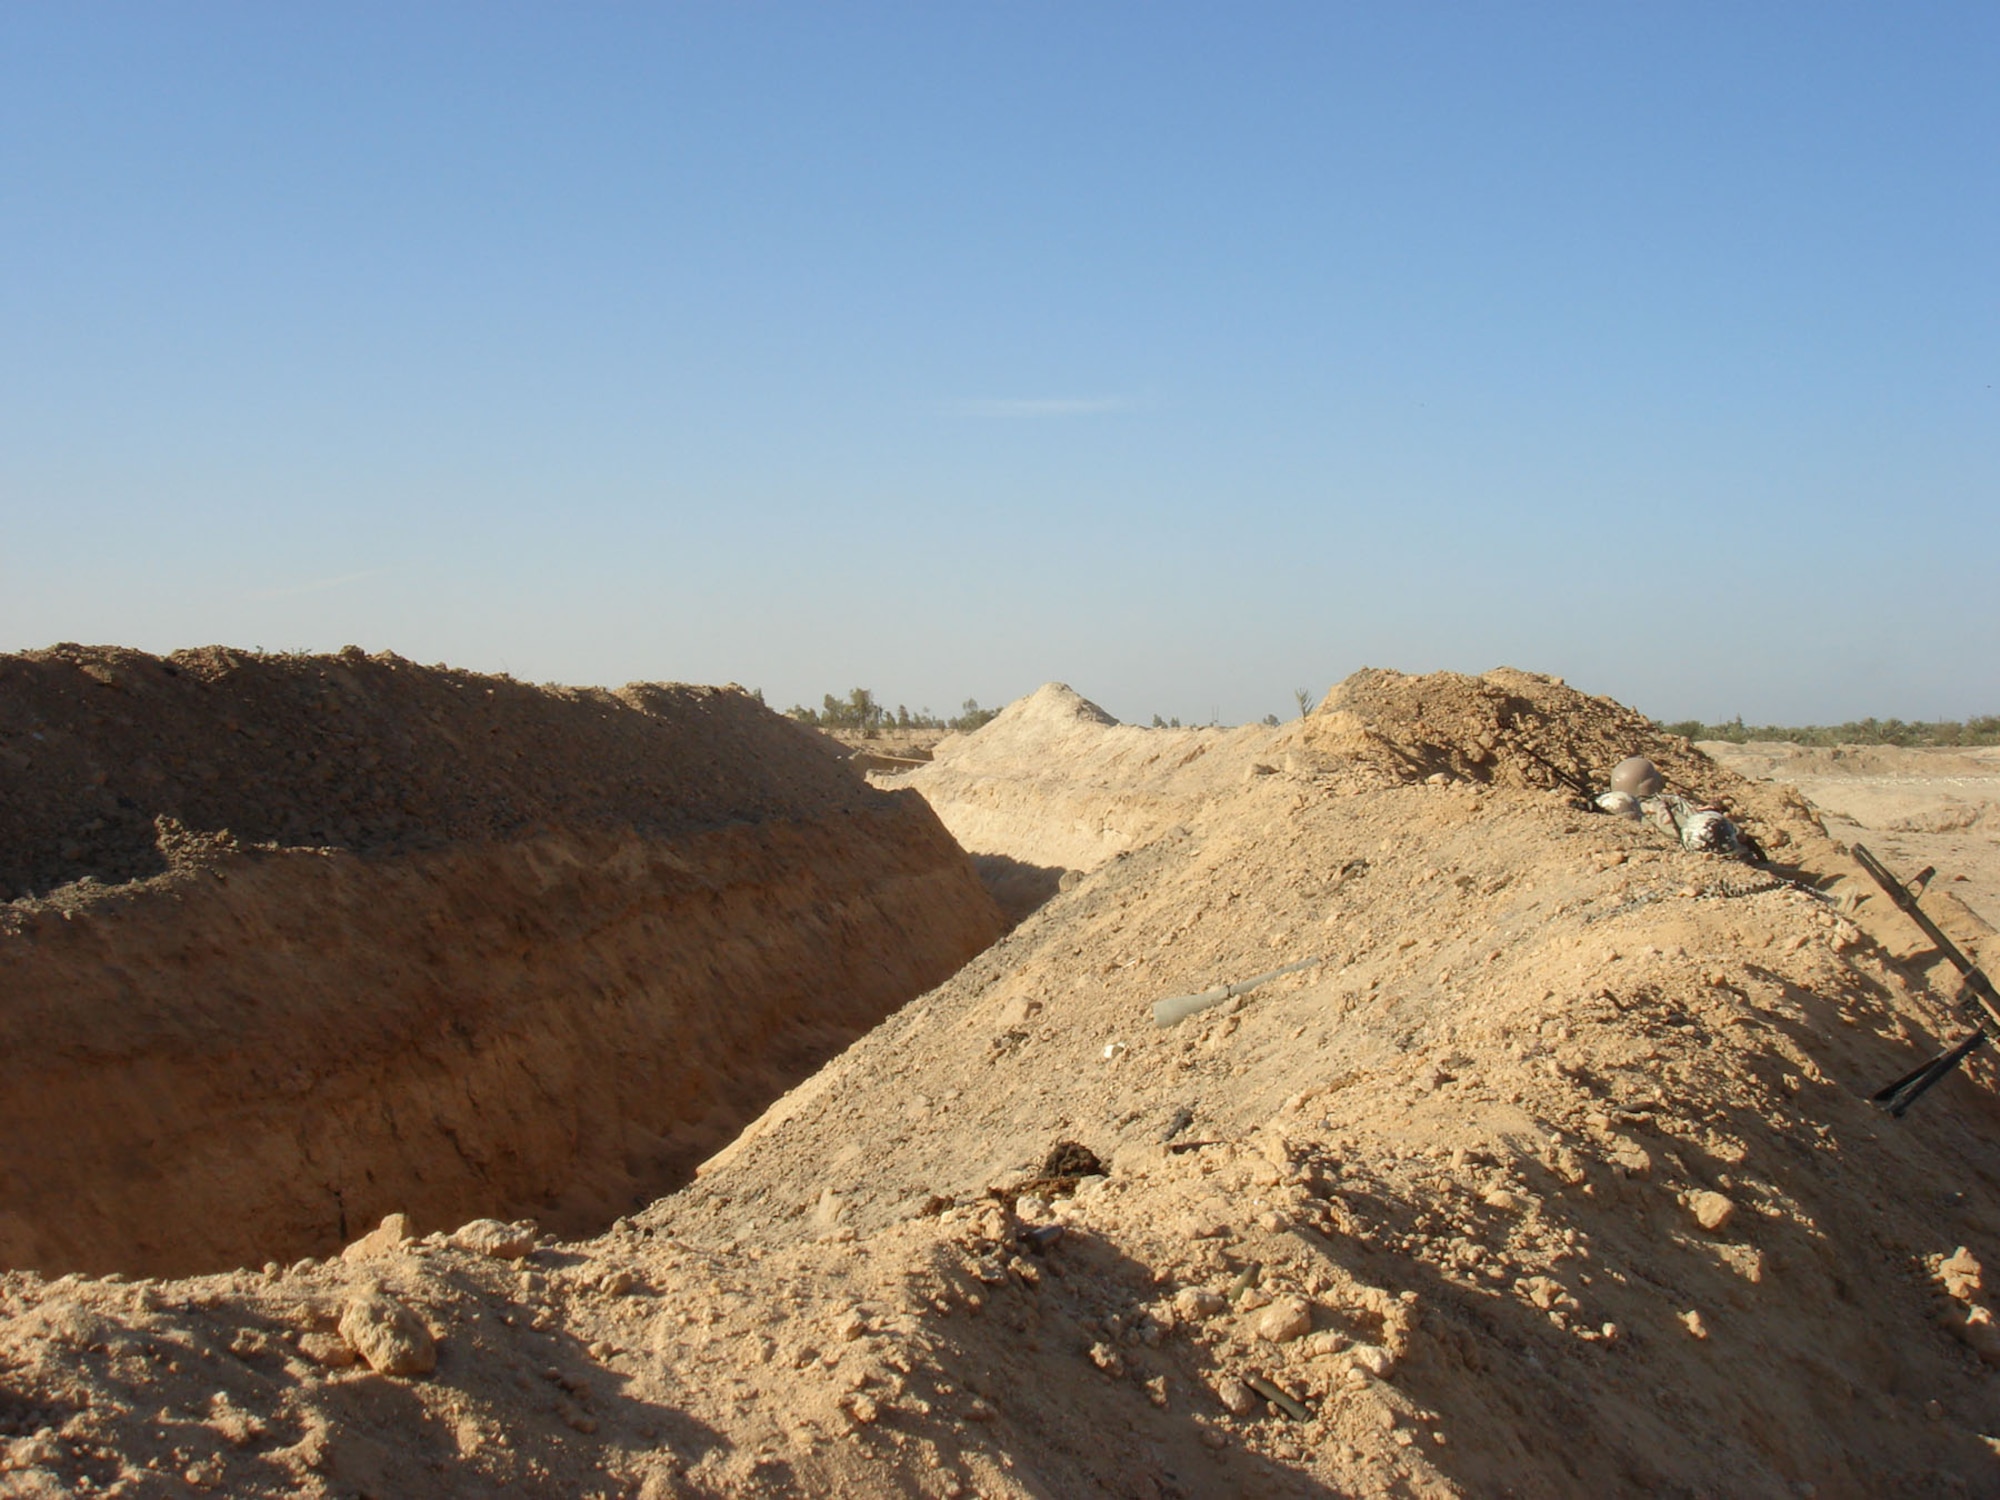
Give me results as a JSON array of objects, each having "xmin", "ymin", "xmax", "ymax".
[
  {"xmin": 1702, "ymin": 740, "xmax": 2000, "ymax": 924},
  {"xmin": 4, "ymin": 652, "xmax": 2000, "ymax": 1498}
]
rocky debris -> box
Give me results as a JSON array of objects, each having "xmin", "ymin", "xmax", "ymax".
[
  {"xmin": 451, "ymin": 1219, "xmax": 539, "ymax": 1260},
  {"xmin": 1955, "ymin": 1307, "xmax": 2000, "ymax": 1366},
  {"xmin": 340, "ymin": 1212, "xmax": 414, "ymax": 1263},
  {"xmin": 1937, "ymin": 1246, "xmax": 1984, "ymax": 1302},
  {"xmin": 296, "ymin": 1330, "xmax": 358, "ymax": 1367},
  {"xmin": 337, "ymin": 1290, "xmax": 436, "ymax": 1376},
  {"xmin": 1608, "ymin": 1141, "xmax": 1654, "ymax": 1179},
  {"xmin": 1930, "ymin": 1248, "xmax": 2000, "ymax": 1366},
  {"xmin": 1175, "ymin": 1287, "xmax": 1227, "ymax": 1320},
  {"xmin": 1686, "ymin": 1191, "xmax": 1737, "ymax": 1232},
  {"xmin": 1215, "ymin": 1376, "xmax": 1258, "ymax": 1415},
  {"xmin": 1347, "ymin": 1344, "xmax": 1396, "ymax": 1379},
  {"xmin": 1255, "ymin": 1296, "xmax": 1314, "ymax": 1343}
]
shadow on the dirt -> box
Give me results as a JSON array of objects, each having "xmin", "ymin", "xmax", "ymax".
[
  {"xmin": 871, "ymin": 1216, "xmax": 1355, "ymax": 1499},
  {"xmin": 971, "ymin": 852, "xmax": 1070, "ymax": 928},
  {"xmin": 1058, "ymin": 946, "xmax": 2000, "ymax": 1499}
]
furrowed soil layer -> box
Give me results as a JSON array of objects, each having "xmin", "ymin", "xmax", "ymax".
[
  {"xmin": 6, "ymin": 667, "xmax": 2000, "ymax": 1499},
  {"xmin": 0, "ymin": 646, "xmax": 1003, "ymax": 1279}
]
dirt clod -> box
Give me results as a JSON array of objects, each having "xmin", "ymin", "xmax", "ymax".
[
  {"xmin": 1256, "ymin": 1297, "xmax": 1314, "ymax": 1343},
  {"xmin": 337, "ymin": 1290, "xmax": 436, "ymax": 1377},
  {"xmin": 451, "ymin": 1220, "xmax": 539, "ymax": 1261},
  {"xmin": 1687, "ymin": 1191, "xmax": 1737, "ymax": 1233}
]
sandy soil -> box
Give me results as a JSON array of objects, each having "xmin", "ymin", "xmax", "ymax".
[
  {"xmin": 821, "ymin": 730, "xmax": 946, "ymax": 774},
  {"xmin": 1702, "ymin": 740, "xmax": 2000, "ymax": 927},
  {"xmin": 0, "ymin": 647, "xmax": 1002, "ymax": 1279},
  {"xmin": 4, "ymin": 667, "xmax": 2000, "ymax": 1498}
]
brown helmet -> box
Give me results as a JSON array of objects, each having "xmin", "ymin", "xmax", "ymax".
[{"xmin": 1610, "ymin": 755, "xmax": 1664, "ymax": 797}]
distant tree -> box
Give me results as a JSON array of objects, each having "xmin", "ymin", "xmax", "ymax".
[
  {"xmin": 1655, "ymin": 713, "xmax": 2000, "ymax": 747},
  {"xmin": 813, "ymin": 688, "xmax": 890, "ymax": 731},
  {"xmin": 1293, "ymin": 687, "xmax": 1314, "ymax": 720},
  {"xmin": 950, "ymin": 697, "xmax": 998, "ymax": 732},
  {"xmin": 1151, "ymin": 714, "xmax": 1166, "ymax": 728},
  {"xmin": 1261, "ymin": 713, "xmax": 1280, "ymax": 727}
]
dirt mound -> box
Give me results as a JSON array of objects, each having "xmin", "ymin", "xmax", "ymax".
[
  {"xmin": 0, "ymin": 643, "xmax": 870, "ymax": 901},
  {"xmin": 1290, "ymin": 667, "xmax": 1747, "ymax": 808},
  {"xmin": 891, "ymin": 668, "xmax": 1800, "ymax": 918},
  {"xmin": 0, "ymin": 647, "xmax": 1003, "ymax": 1279},
  {"xmin": 876, "ymin": 683, "xmax": 1276, "ymax": 877},
  {"xmin": 5, "ymin": 668, "xmax": 2000, "ymax": 1497},
  {"xmin": 989, "ymin": 682, "xmax": 1120, "ymax": 732}
]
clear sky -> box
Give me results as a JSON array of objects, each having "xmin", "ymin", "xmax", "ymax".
[{"xmin": 3, "ymin": 4, "xmax": 1994, "ymax": 727}]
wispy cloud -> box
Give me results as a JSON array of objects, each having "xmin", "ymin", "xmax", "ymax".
[
  {"xmin": 250, "ymin": 565, "xmax": 396, "ymax": 602},
  {"xmin": 947, "ymin": 396, "xmax": 1137, "ymax": 418}
]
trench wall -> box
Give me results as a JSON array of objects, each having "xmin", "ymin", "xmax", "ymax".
[
  {"xmin": 0, "ymin": 801, "xmax": 997, "ymax": 1277},
  {"xmin": 0, "ymin": 648, "xmax": 1004, "ymax": 1275}
]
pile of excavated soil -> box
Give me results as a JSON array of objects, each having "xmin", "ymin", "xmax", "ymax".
[
  {"xmin": 0, "ymin": 645, "xmax": 889, "ymax": 901},
  {"xmin": 5, "ymin": 667, "xmax": 2000, "ymax": 1498},
  {"xmin": 1290, "ymin": 667, "xmax": 1759, "ymax": 809},
  {"xmin": 878, "ymin": 684, "xmax": 1274, "ymax": 877},
  {"xmin": 893, "ymin": 671, "xmax": 1793, "ymax": 884},
  {"xmin": 0, "ymin": 646, "xmax": 1003, "ymax": 1281}
]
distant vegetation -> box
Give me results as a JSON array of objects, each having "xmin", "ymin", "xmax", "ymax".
[
  {"xmin": 1661, "ymin": 715, "xmax": 2000, "ymax": 747},
  {"xmin": 784, "ymin": 688, "xmax": 998, "ymax": 735}
]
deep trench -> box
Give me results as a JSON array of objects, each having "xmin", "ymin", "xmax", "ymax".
[{"xmin": 0, "ymin": 645, "xmax": 1070, "ymax": 1278}]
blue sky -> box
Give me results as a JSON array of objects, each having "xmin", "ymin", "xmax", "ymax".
[{"xmin": 3, "ymin": 4, "xmax": 1994, "ymax": 726}]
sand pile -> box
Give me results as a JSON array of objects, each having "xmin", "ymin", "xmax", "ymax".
[
  {"xmin": 879, "ymin": 683, "xmax": 1275, "ymax": 877},
  {"xmin": 0, "ymin": 644, "xmax": 889, "ymax": 901},
  {"xmin": 1287, "ymin": 668, "xmax": 1762, "ymax": 810},
  {"xmin": 0, "ymin": 647, "xmax": 1003, "ymax": 1280},
  {"xmin": 3, "ymin": 666, "xmax": 1999, "ymax": 1497}
]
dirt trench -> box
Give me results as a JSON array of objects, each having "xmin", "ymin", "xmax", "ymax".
[{"xmin": 0, "ymin": 648, "xmax": 1004, "ymax": 1278}]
